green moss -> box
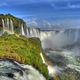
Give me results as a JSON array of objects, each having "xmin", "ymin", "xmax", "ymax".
[{"xmin": 0, "ymin": 32, "xmax": 49, "ymax": 80}]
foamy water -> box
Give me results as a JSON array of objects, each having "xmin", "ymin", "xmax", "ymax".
[{"xmin": 0, "ymin": 60, "xmax": 46, "ymax": 80}]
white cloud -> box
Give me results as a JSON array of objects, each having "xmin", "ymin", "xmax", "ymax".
[
  {"xmin": 68, "ymin": 4, "xmax": 80, "ymax": 8},
  {"xmin": 43, "ymin": 21, "xmax": 52, "ymax": 28},
  {"xmin": 52, "ymin": 19, "xmax": 80, "ymax": 29},
  {"xmin": 50, "ymin": 1, "xmax": 80, "ymax": 9},
  {"xmin": 26, "ymin": 19, "xmax": 38, "ymax": 27},
  {"xmin": 42, "ymin": 19, "xmax": 80, "ymax": 29}
]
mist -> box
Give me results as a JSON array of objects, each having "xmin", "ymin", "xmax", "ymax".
[{"xmin": 40, "ymin": 29, "xmax": 80, "ymax": 50}]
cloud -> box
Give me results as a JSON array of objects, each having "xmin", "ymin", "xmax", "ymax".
[
  {"xmin": 26, "ymin": 19, "xmax": 38, "ymax": 27},
  {"xmin": 43, "ymin": 21, "xmax": 52, "ymax": 28},
  {"xmin": 40, "ymin": 19, "xmax": 80, "ymax": 29},
  {"xmin": 50, "ymin": 1, "xmax": 80, "ymax": 9},
  {"xmin": 68, "ymin": 4, "xmax": 80, "ymax": 8},
  {"xmin": 16, "ymin": 14, "xmax": 34, "ymax": 19},
  {"xmin": 0, "ymin": 0, "xmax": 54, "ymax": 5},
  {"xmin": 50, "ymin": 3, "xmax": 56, "ymax": 8},
  {"xmin": 0, "ymin": 0, "xmax": 71, "ymax": 5}
]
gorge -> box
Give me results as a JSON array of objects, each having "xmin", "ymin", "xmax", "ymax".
[
  {"xmin": 0, "ymin": 14, "xmax": 80, "ymax": 80},
  {"xmin": 1, "ymin": 15, "xmax": 80, "ymax": 50}
]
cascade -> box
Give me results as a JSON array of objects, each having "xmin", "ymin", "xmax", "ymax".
[
  {"xmin": 74, "ymin": 29, "xmax": 79, "ymax": 43},
  {"xmin": 39, "ymin": 29, "xmax": 80, "ymax": 49},
  {"xmin": 25, "ymin": 27, "xmax": 40, "ymax": 37},
  {"xmin": 26, "ymin": 28, "xmax": 30, "ymax": 37},
  {"xmin": 6, "ymin": 18, "xmax": 9, "ymax": 29},
  {"xmin": 21, "ymin": 24, "xmax": 25, "ymax": 36},
  {"xmin": 40, "ymin": 52, "xmax": 58, "ymax": 78},
  {"xmin": 2, "ymin": 19, "xmax": 5, "ymax": 33},
  {"xmin": 40, "ymin": 53, "xmax": 46, "ymax": 64},
  {"xmin": 1, "ymin": 18, "xmax": 14, "ymax": 34},
  {"xmin": 10, "ymin": 19, "xmax": 14, "ymax": 34},
  {"xmin": 0, "ymin": 60, "xmax": 46, "ymax": 80}
]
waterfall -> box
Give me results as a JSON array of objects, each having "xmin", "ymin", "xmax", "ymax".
[
  {"xmin": 10, "ymin": 19, "xmax": 14, "ymax": 34},
  {"xmin": 6, "ymin": 18, "xmax": 9, "ymax": 29},
  {"xmin": 74, "ymin": 29, "xmax": 79, "ymax": 43},
  {"xmin": 1, "ymin": 18, "xmax": 14, "ymax": 34},
  {"xmin": 24, "ymin": 28, "xmax": 80, "ymax": 49},
  {"xmin": 47, "ymin": 65, "xmax": 56, "ymax": 77},
  {"xmin": 26, "ymin": 28, "xmax": 30, "ymax": 37},
  {"xmin": 40, "ymin": 53, "xmax": 46, "ymax": 64},
  {"xmin": 39, "ymin": 29, "xmax": 80, "ymax": 49},
  {"xmin": 24, "ymin": 28, "xmax": 80, "ymax": 79},
  {"xmin": 21, "ymin": 24, "xmax": 25, "ymax": 36},
  {"xmin": 0, "ymin": 60, "xmax": 46, "ymax": 80},
  {"xmin": 40, "ymin": 52, "xmax": 58, "ymax": 78},
  {"xmin": 22, "ymin": 65, "xmax": 46, "ymax": 80},
  {"xmin": 2, "ymin": 19, "xmax": 5, "ymax": 33},
  {"xmin": 25, "ymin": 27, "xmax": 40, "ymax": 38}
]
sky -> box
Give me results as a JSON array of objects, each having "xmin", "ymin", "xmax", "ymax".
[{"xmin": 0, "ymin": 0, "xmax": 80, "ymax": 29}]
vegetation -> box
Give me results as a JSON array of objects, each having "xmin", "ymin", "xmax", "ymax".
[
  {"xmin": 0, "ymin": 14, "xmax": 26, "ymax": 34},
  {"xmin": 0, "ymin": 14, "xmax": 50, "ymax": 79},
  {"xmin": 0, "ymin": 14, "xmax": 25, "ymax": 26},
  {"xmin": 0, "ymin": 32, "xmax": 49, "ymax": 80}
]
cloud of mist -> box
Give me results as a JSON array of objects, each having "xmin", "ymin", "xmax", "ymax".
[{"xmin": 40, "ymin": 29, "xmax": 80, "ymax": 50}]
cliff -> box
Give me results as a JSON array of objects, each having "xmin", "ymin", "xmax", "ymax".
[
  {"xmin": 0, "ymin": 14, "xmax": 26, "ymax": 34},
  {"xmin": 0, "ymin": 14, "xmax": 25, "ymax": 27},
  {"xmin": 0, "ymin": 14, "xmax": 50, "ymax": 79},
  {"xmin": 0, "ymin": 32, "xmax": 49, "ymax": 80}
]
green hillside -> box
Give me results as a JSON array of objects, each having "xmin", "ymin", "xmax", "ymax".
[{"xmin": 0, "ymin": 32, "xmax": 49, "ymax": 80}]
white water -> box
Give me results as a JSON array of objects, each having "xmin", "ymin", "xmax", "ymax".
[
  {"xmin": 1, "ymin": 19, "xmax": 80, "ymax": 79},
  {"xmin": 22, "ymin": 65, "xmax": 46, "ymax": 80},
  {"xmin": 21, "ymin": 24, "xmax": 25, "ymax": 36},
  {"xmin": 1, "ymin": 18, "xmax": 14, "ymax": 34},
  {"xmin": 2, "ymin": 18, "xmax": 80, "ymax": 49},
  {"xmin": 19, "ymin": 27, "xmax": 80, "ymax": 77},
  {"xmin": 6, "ymin": 18, "xmax": 9, "ymax": 29},
  {"xmin": 40, "ymin": 53, "xmax": 60, "ymax": 78},
  {"xmin": 1, "ymin": 18, "xmax": 80, "ymax": 49},
  {"xmin": 40, "ymin": 29, "xmax": 80, "ymax": 49},
  {"xmin": 46, "ymin": 48, "xmax": 80, "ymax": 72},
  {"xmin": 40, "ymin": 53, "xmax": 46, "ymax": 64},
  {"xmin": 0, "ymin": 60, "xmax": 46, "ymax": 80},
  {"xmin": 19, "ymin": 28, "xmax": 80, "ymax": 50},
  {"xmin": 2, "ymin": 19, "xmax": 5, "ymax": 33},
  {"xmin": 10, "ymin": 19, "xmax": 14, "ymax": 34},
  {"xmin": 26, "ymin": 27, "xmax": 40, "ymax": 37}
]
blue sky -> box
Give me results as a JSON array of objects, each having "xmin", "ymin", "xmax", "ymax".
[{"xmin": 0, "ymin": 0, "xmax": 80, "ymax": 28}]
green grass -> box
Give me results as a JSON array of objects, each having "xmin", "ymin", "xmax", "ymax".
[{"xmin": 0, "ymin": 32, "xmax": 49, "ymax": 80}]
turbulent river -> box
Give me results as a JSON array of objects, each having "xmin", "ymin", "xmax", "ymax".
[
  {"xmin": 0, "ymin": 59, "xmax": 46, "ymax": 80},
  {"xmin": 44, "ymin": 45, "xmax": 80, "ymax": 80}
]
